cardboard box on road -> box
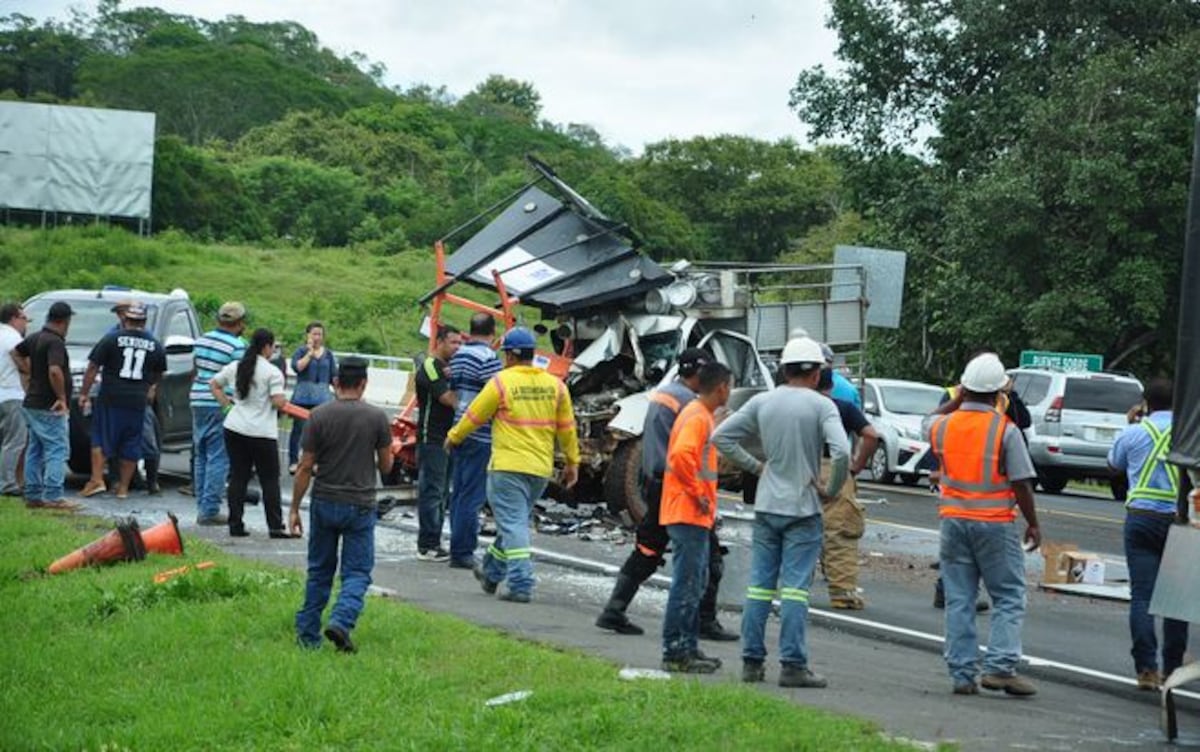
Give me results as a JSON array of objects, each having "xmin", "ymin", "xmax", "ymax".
[{"xmin": 1043, "ymin": 542, "xmax": 1106, "ymax": 585}]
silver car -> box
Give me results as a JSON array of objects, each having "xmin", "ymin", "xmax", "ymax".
[
  {"xmin": 1008, "ymin": 368, "xmax": 1143, "ymax": 495},
  {"xmin": 861, "ymin": 378, "xmax": 946, "ymax": 485}
]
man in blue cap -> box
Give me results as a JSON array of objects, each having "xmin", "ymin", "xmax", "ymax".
[{"xmin": 445, "ymin": 327, "xmax": 580, "ymax": 603}]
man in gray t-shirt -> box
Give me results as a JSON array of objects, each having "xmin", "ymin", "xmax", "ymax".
[
  {"xmin": 712, "ymin": 336, "xmax": 849, "ymax": 688},
  {"xmin": 289, "ymin": 357, "xmax": 392, "ymax": 653}
]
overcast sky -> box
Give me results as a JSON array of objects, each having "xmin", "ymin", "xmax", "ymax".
[{"xmin": 5, "ymin": 0, "xmax": 841, "ymax": 153}]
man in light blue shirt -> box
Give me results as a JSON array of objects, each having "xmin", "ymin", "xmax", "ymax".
[{"xmin": 1108, "ymin": 377, "xmax": 1186, "ymax": 691}]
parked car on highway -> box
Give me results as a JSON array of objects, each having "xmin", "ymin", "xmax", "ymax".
[
  {"xmin": 21, "ymin": 287, "xmax": 200, "ymax": 474},
  {"xmin": 861, "ymin": 378, "xmax": 945, "ymax": 485},
  {"xmin": 1008, "ymin": 368, "xmax": 1143, "ymax": 495}
]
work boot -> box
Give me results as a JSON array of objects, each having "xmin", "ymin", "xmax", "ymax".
[
  {"xmin": 1137, "ymin": 669, "xmax": 1163, "ymax": 691},
  {"xmin": 699, "ymin": 619, "xmax": 739, "ymax": 642},
  {"xmin": 474, "ymin": 565, "xmax": 498, "ymax": 595},
  {"xmin": 144, "ymin": 457, "xmax": 161, "ymax": 496},
  {"xmin": 692, "ymin": 649, "xmax": 723, "ymax": 669},
  {"xmin": 742, "ymin": 660, "xmax": 766, "ymax": 683},
  {"xmin": 662, "ymin": 654, "xmax": 719, "ymax": 674},
  {"xmin": 779, "ymin": 664, "xmax": 827, "ymax": 688},
  {"xmin": 829, "ymin": 590, "xmax": 866, "ymax": 610},
  {"xmin": 981, "ymin": 673, "xmax": 1036, "ymax": 696},
  {"xmin": 596, "ymin": 573, "xmax": 645, "ymax": 635}
]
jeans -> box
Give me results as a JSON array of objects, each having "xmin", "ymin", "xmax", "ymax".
[
  {"xmin": 288, "ymin": 416, "xmax": 307, "ymax": 466},
  {"xmin": 940, "ymin": 517, "xmax": 1026, "ymax": 684},
  {"xmin": 481, "ymin": 471, "xmax": 547, "ymax": 596},
  {"xmin": 662, "ymin": 523, "xmax": 711, "ymax": 660},
  {"xmin": 1124, "ymin": 513, "xmax": 1190, "ymax": 676},
  {"xmin": 742, "ymin": 512, "xmax": 823, "ymax": 666},
  {"xmin": 223, "ymin": 429, "xmax": 283, "ymax": 533},
  {"xmin": 0, "ymin": 399, "xmax": 27, "ymax": 495},
  {"xmin": 22, "ymin": 407, "xmax": 68, "ymax": 502},
  {"xmin": 192, "ymin": 407, "xmax": 229, "ymax": 518},
  {"xmin": 416, "ymin": 442, "xmax": 451, "ymax": 551},
  {"xmin": 449, "ymin": 440, "xmax": 490, "ymax": 563},
  {"xmin": 295, "ymin": 498, "xmax": 376, "ymax": 647}
]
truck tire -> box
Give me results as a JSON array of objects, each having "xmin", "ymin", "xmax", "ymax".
[
  {"xmin": 604, "ymin": 439, "xmax": 646, "ymax": 524},
  {"xmin": 1037, "ymin": 469, "xmax": 1068, "ymax": 495}
]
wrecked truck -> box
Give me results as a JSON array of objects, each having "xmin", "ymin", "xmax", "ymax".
[{"xmin": 413, "ymin": 157, "xmax": 869, "ymax": 522}]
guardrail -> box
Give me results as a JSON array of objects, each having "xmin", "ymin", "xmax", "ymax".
[{"xmin": 283, "ymin": 351, "xmax": 416, "ymax": 411}]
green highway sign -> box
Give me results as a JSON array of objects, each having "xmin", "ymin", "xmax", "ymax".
[{"xmin": 1019, "ymin": 350, "xmax": 1104, "ymax": 373}]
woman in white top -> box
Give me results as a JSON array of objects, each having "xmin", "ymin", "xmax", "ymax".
[{"xmin": 210, "ymin": 328, "xmax": 293, "ymax": 538}]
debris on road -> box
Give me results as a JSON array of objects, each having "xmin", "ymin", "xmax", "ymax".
[{"xmin": 485, "ymin": 690, "xmax": 533, "ymax": 707}]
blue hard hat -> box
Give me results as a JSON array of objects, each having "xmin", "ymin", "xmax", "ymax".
[{"xmin": 500, "ymin": 327, "xmax": 537, "ymax": 351}]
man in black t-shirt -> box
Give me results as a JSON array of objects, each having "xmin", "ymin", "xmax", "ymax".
[
  {"xmin": 414, "ymin": 325, "xmax": 461, "ymax": 562},
  {"xmin": 13, "ymin": 301, "xmax": 79, "ymax": 510},
  {"xmin": 80, "ymin": 304, "xmax": 166, "ymax": 500},
  {"xmin": 818, "ymin": 367, "xmax": 880, "ymax": 609}
]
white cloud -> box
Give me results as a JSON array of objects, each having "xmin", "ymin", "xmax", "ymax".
[{"xmin": 5, "ymin": 0, "xmax": 839, "ymax": 152}]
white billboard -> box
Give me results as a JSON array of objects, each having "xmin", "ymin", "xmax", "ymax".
[{"xmin": 0, "ymin": 102, "xmax": 155, "ymax": 220}]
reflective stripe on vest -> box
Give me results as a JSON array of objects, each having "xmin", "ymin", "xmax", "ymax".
[
  {"xmin": 1126, "ymin": 421, "xmax": 1179, "ymax": 506},
  {"xmin": 650, "ymin": 390, "xmax": 683, "ymax": 414},
  {"xmin": 930, "ymin": 411, "xmax": 1015, "ymax": 513}
]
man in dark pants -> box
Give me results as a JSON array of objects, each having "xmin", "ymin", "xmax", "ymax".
[
  {"xmin": 414, "ymin": 324, "xmax": 461, "ymax": 561},
  {"xmin": 290, "ymin": 357, "xmax": 393, "ymax": 653},
  {"xmin": 1108, "ymin": 377, "xmax": 1187, "ymax": 690},
  {"xmin": 595, "ymin": 348, "xmax": 738, "ymax": 641}
]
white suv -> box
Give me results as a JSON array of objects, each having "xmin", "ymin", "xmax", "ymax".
[{"xmin": 1008, "ymin": 368, "xmax": 1143, "ymax": 495}]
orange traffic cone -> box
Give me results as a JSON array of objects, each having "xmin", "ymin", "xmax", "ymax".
[
  {"xmin": 141, "ymin": 513, "xmax": 185, "ymax": 556},
  {"xmin": 47, "ymin": 519, "xmax": 146, "ymax": 575}
]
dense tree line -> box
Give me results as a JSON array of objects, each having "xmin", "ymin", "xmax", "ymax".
[{"xmin": 3, "ymin": 1, "xmax": 1196, "ymax": 380}]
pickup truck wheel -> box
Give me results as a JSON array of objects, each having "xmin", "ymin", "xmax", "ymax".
[
  {"xmin": 870, "ymin": 443, "xmax": 894, "ymax": 484},
  {"xmin": 900, "ymin": 473, "xmax": 921, "ymax": 486},
  {"xmin": 604, "ymin": 440, "xmax": 646, "ymax": 524}
]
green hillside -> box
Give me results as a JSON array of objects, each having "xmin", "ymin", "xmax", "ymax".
[{"xmin": 0, "ymin": 225, "xmax": 449, "ymax": 356}]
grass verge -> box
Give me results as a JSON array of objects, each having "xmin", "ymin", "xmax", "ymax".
[{"xmin": 0, "ymin": 501, "xmax": 925, "ymax": 751}]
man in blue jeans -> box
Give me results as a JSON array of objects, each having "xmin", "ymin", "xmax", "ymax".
[
  {"xmin": 447, "ymin": 314, "xmax": 502, "ymax": 569},
  {"xmin": 1108, "ymin": 377, "xmax": 1188, "ymax": 690},
  {"xmin": 714, "ymin": 337, "xmax": 849, "ymax": 687},
  {"xmin": 189, "ymin": 302, "xmax": 246, "ymax": 525},
  {"xmin": 13, "ymin": 301, "xmax": 80, "ymax": 512},
  {"xmin": 289, "ymin": 357, "xmax": 392, "ymax": 652}
]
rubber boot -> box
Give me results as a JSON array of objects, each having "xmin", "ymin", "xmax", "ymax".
[
  {"xmin": 144, "ymin": 456, "xmax": 161, "ymax": 496},
  {"xmin": 595, "ymin": 573, "xmax": 644, "ymax": 635}
]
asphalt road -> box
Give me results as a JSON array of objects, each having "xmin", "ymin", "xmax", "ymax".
[{"xmin": 57, "ymin": 450, "xmax": 1200, "ymax": 750}]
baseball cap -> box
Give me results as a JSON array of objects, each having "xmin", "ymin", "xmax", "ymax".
[
  {"xmin": 47, "ymin": 301, "xmax": 74, "ymax": 321},
  {"xmin": 124, "ymin": 303, "xmax": 148, "ymax": 321},
  {"xmin": 500, "ymin": 327, "xmax": 537, "ymax": 351},
  {"xmin": 218, "ymin": 301, "xmax": 246, "ymax": 323},
  {"xmin": 110, "ymin": 298, "xmax": 135, "ymax": 314}
]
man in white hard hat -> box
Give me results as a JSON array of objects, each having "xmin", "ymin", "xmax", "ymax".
[
  {"xmin": 713, "ymin": 336, "xmax": 850, "ymax": 688},
  {"xmin": 925, "ymin": 352, "xmax": 1041, "ymax": 697}
]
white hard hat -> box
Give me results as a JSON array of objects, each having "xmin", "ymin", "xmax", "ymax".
[
  {"xmin": 781, "ymin": 336, "xmax": 825, "ymax": 365},
  {"xmin": 960, "ymin": 353, "xmax": 1008, "ymax": 392}
]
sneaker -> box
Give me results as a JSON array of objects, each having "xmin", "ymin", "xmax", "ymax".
[
  {"xmin": 288, "ymin": 463, "xmax": 298, "ymax": 476},
  {"xmin": 981, "ymin": 673, "xmax": 1037, "ymax": 696},
  {"xmin": 196, "ymin": 513, "xmax": 228, "ymax": 526},
  {"xmin": 323, "ymin": 625, "xmax": 356, "ymax": 654},
  {"xmin": 417, "ymin": 547, "xmax": 450, "ymax": 563},
  {"xmin": 953, "ymin": 681, "xmax": 979, "ymax": 695},
  {"xmin": 80, "ymin": 480, "xmax": 107, "ymax": 498},
  {"xmin": 596, "ymin": 610, "xmax": 645, "ymax": 636},
  {"xmin": 499, "ymin": 590, "xmax": 531, "ymax": 604},
  {"xmin": 31, "ymin": 499, "xmax": 83, "ymax": 512},
  {"xmin": 146, "ymin": 483, "xmax": 162, "ymax": 496},
  {"xmin": 448, "ymin": 557, "xmax": 477, "ymax": 570},
  {"xmin": 742, "ymin": 660, "xmax": 766, "ymax": 683},
  {"xmin": 1137, "ymin": 669, "xmax": 1163, "ymax": 691},
  {"xmin": 179, "ymin": 484, "xmax": 194, "ymax": 497},
  {"xmin": 779, "ymin": 665, "xmax": 827, "ymax": 688},
  {"xmin": 229, "ymin": 526, "xmax": 250, "ymax": 538},
  {"xmin": 474, "ymin": 566, "xmax": 498, "ymax": 595},
  {"xmin": 662, "ymin": 655, "xmax": 719, "ymax": 674},
  {"xmin": 699, "ymin": 619, "xmax": 739, "ymax": 642}
]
